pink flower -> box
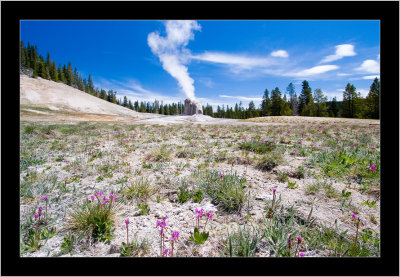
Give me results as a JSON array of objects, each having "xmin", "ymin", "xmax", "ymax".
[
  {"xmin": 90, "ymin": 195, "xmax": 95, "ymax": 201},
  {"xmin": 170, "ymin": 231, "xmax": 179, "ymax": 242},
  {"xmin": 293, "ymin": 149, "xmax": 297, "ymax": 153},
  {"xmin": 271, "ymin": 188, "xmax": 276, "ymax": 194},
  {"xmin": 41, "ymin": 195, "xmax": 48, "ymax": 201},
  {"xmin": 125, "ymin": 219, "xmax": 130, "ymax": 225},
  {"xmin": 34, "ymin": 214, "xmax": 39, "ymax": 219},
  {"xmin": 206, "ymin": 211, "xmax": 213, "ymax": 219},
  {"xmin": 300, "ymin": 252, "xmax": 305, "ymax": 257},
  {"xmin": 297, "ymin": 236, "xmax": 302, "ymax": 244}
]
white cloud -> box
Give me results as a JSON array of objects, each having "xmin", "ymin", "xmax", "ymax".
[
  {"xmin": 321, "ymin": 44, "xmax": 356, "ymax": 63},
  {"xmin": 148, "ymin": 20, "xmax": 201, "ymax": 100},
  {"xmin": 357, "ymin": 89, "xmax": 370, "ymax": 97},
  {"xmin": 219, "ymin": 94, "xmax": 263, "ymax": 102},
  {"xmin": 270, "ymin": 50, "xmax": 289, "ymax": 58},
  {"xmin": 362, "ymin": 75, "xmax": 380, "ymax": 80},
  {"xmin": 285, "ymin": 65, "xmax": 339, "ymax": 78},
  {"xmin": 337, "ymin": 73, "xmax": 351, "ymax": 76},
  {"xmin": 191, "ymin": 52, "xmax": 274, "ymax": 70},
  {"xmin": 355, "ymin": 59, "xmax": 380, "ymax": 74},
  {"xmin": 94, "ymin": 78, "xmax": 183, "ymax": 105}
]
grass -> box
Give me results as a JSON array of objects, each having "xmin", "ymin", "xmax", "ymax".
[
  {"xmin": 121, "ymin": 177, "xmax": 157, "ymax": 203},
  {"xmin": 224, "ymin": 224, "xmax": 264, "ymax": 257},
  {"xmin": 199, "ymin": 170, "xmax": 247, "ymax": 212},
  {"xmin": 238, "ymin": 140, "xmax": 276, "ymax": 154},
  {"xmin": 68, "ymin": 198, "xmax": 116, "ymax": 243},
  {"xmin": 256, "ymin": 150, "xmax": 284, "ymax": 172}
]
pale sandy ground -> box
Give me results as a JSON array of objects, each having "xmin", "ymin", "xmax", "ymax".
[{"xmin": 20, "ymin": 76, "xmax": 380, "ymax": 257}]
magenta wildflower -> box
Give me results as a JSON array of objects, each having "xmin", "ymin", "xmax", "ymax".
[
  {"xmin": 90, "ymin": 195, "xmax": 95, "ymax": 201},
  {"xmin": 206, "ymin": 211, "xmax": 213, "ymax": 220},
  {"xmin": 125, "ymin": 219, "xmax": 130, "ymax": 225},
  {"xmin": 297, "ymin": 236, "xmax": 302, "ymax": 244},
  {"xmin": 300, "ymin": 252, "xmax": 305, "ymax": 257},
  {"xmin": 34, "ymin": 214, "xmax": 39, "ymax": 219},
  {"xmin": 41, "ymin": 195, "xmax": 48, "ymax": 201}
]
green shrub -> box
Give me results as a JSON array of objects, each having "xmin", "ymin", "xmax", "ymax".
[
  {"xmin": 256, "ymin": 150, "xmax": 284, "ymax": 172},
  {"xmin": 122, "ymin": 177, "xmax": 156, "ymax": 203},
  {"xmin": 200, "ymin": 171, "xmax": 247, "ymax": 212},
  {"xmin": 238, "ymin": 140, "xmax": 276, "ymax": 154},
  {"xmin": 121, "ymin": 234, "xmax": 150, "ymax": 256},
  {"xmin": 68, "ymin": 197, "xmax": 116, "ymax": 243},
  {"xmin": 192, "ymin": 189, "xmax": 204, "ymax": 203},
  {"xmin": 224, "ymin": 224, "xmax": 263, "ymax": 257}
]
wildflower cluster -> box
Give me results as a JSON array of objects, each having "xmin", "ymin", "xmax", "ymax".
[
  {"xmin": 157, "ymin": 216, "xmax": 179, "ymax": 257},
  {"xmin": 366, "ymin": 164, "xmax": 377, "ymax": 171},
  {"xmin": 191, "ymin": 208, "xmax": 214, "ymax": 244}
]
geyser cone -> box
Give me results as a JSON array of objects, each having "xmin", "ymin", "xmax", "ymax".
[{"xmin": 184, "ymin": 98, "xmax": 203, "ymax": 115}]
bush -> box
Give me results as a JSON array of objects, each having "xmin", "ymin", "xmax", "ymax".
[
  {"xmin": 256, "ymin": 150, "xmax": 284, "ymax": 172},
  {"xmin": 224, "ymin": 224, "xmax": 263, "ymax": 257},
  {"xmin": 68, "ymin": 195, "xmax": 116, "ymax": 243},
  {"xmin": 200, "ymin": 171, "xmax": 247, "ymax": 212},
  {"xmin": 122, "ymin": 177, "xmax": 156, "ymax": 203},
  {"xmin": 238, "ymin": 140, "xmax": 276, "ymax": 154}
]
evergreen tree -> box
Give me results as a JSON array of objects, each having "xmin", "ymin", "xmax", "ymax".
[
  {"xmin": 66, "ymin": 62, "xmax": 74, "ymax": 86},
  {"xmin": 313, "ymin": 89, "xmax": 328, "ymax": 117},
  {"xmin": 299, "ymin": 80, "xmax": 313, "ymax": 115},
  {"xmin": 20, "ymin": 41, "xmax": 27, "ymax": 70},
  {"xmin": 328, "ymin": 97, "xmax": 339, "ymax": 117},
  {"xmin": 88, "ymin": 74, "xmax": 94, "ymax": 95},
  {"xmin": 52, "ymin": 62, "xmax": 59, "ymax": 82},
  {"xmin": 248, "ymin": 101, "xmax": 256, "ymax": 118},
  {"xmin": 342, "ymin": 83, "xmax": 357, "ymax": 118},
  {"xmin": 286, "ymin": 83, "xmax": 298, "ymax": 116},
  {"xmin": 100, "ymin": 89, "xmax": 107, "ymax": 100},
  {"xmin": 366, "ymin": 77, "xmax": 380, "ymax": 119},
  {"xmin": 270, "ymin": 87, "xmax": 283, "ymax": 116},
  {"xmin": 261, "ymin": 89, "xmax": 271, "ymax": 116}
]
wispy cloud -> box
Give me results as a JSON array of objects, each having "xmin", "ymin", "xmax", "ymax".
[
  {"xmin": 191, "ymin": 52, "xmax": 278, "ymax": 72},
  {"xmin": 94, "ymin": 78, "xmax": 182, "ymax": 104},
  {"xmin": 270, "ymin": 50, "xmax": 289, "ymax": 58},
  {"xmin": 362, "ymin": 75, "xmax": 380, "ymax": 80},
  {"xmin": 284, "ymin": 65, "xmax": 339, "ymax": 78},
  {"xmin": 320, "ymin": 44, "xmax": 356, "ymax": 63}
]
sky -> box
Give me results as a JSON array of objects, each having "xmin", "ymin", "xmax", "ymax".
[{"xmin": 20, "ymin": 20, "xmax": 380, "ymax": 109}]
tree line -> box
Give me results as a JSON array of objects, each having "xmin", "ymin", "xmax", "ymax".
[{"xmin": 20, "ymin": 41, "xmax": 379, "ymax": 119}]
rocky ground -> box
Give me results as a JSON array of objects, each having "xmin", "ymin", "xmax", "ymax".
[{"xmin": 20, "ymin": 119, "xmax": 380, "ymax": 257}]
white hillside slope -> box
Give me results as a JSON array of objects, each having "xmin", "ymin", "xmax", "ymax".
[{"xmin": 20, "ymin": 75, "xmax": 157, "ymax": 118}]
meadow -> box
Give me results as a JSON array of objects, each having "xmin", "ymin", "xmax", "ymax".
[{"xmin": 19, "ymin": 120, "xmax": 380, "ymax": 257}]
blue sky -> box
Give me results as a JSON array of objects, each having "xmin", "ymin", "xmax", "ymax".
[{"xmin": 21, "ymin": 20, "xmax": 380, "ymax": 109}]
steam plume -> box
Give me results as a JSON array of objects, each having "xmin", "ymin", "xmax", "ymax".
[{"xmin": 148, "ymin": 20, "xmax": 201, "ymax": 99}]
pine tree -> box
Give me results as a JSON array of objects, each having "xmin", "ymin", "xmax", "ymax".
[
  {"xmin": 270, "ymin": 87, "xmax": 283, "ymax": 116},
  {"xmin": 261, "ymin": 89, "xmax": 271, "ymax": 116},
  {"xmin": 52, "ymin": 62, "xmax": 59, "ymax": 82},
  {"xmin": 248, "ymin": 101, "xmax": 256, "ymax": 118},
  {"xmin": 299, "ymin": 80, "xmax": 312, "ymax": 115},
  {"xmin": 286, "ymin": 83, "xmax": 298, "ymax": 116},
  {"xmin": 313, "ymin": 89, "xmax": 328, "ymax": 117},
  {"xmin": 88, "ymin": 74, "xmax": 94, "ymax": 95},
  {"xmin": 65, "ymin": 62, "xmax": 74, "ymax": 86},
  {"xmin": 366, "ymin": 77, "xmax": 380, "ymax": 119},
  {"xmin": 122, "ymin": 96, "xmax": 128, "ymax": 107},
  {"xmin": 342, "ymin": 83, "xmax": 357, "ymax": 118},
  {"xmin": 328, "ymin": 97, "xmax": 339, "ymax": 117}
]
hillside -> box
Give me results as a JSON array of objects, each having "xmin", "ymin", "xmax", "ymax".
[{"xmin": 20, "ymin": 75, "xmax": 160, "ymax": 122}]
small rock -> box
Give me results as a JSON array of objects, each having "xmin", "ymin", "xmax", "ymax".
[{"xmin": 255, "ymin": 194, "xmax": 273, "ymax": 201}]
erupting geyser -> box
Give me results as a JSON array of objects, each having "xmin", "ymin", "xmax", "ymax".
[{"xmin": 184, "ymin": 98, "xmax": 203, "ymax": 115}]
